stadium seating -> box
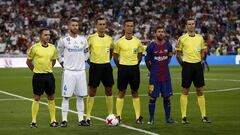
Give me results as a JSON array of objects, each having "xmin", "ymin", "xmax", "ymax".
[{"xmin": 0, "ymin": 0, "xmax": 239, "ymax": 55}]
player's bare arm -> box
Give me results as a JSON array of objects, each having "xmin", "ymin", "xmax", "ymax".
[
  {"xmin": 52, "ymin": 59, "xmax": 56, "ymax": 67},
  {"xmin": 26, "ymin": 59, "xmax": 34, "ymax": 71},
  {"xmin": 176, "ymin": 50, "xmax": 183, "ymax": 66},
  {"xmin": 113, "ymin": 53, "xmax": 120, "ymax": 67},
  {"xmin": 138, "ymin": 53, "xmax": 142, "ymax": 64}
]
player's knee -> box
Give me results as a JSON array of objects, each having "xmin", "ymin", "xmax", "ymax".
[
  {"xmin": 89, "ymin": 91, "xmax": 96, "ymax": 97},
  {"xmin": 131, "ymin": 90, "xmax": 138, "ymax": 98},
  {"xmin": 196, "ymin": 90, "xmax": 204, "ymax": 96},
  {"xmin": 34, "ymin": 95, "xmax": 41, "ymax": 101},
  {"xmin": 118, "ymin": 90, "xmax": 125, "ymax": 98},
  {"xmin": 105, "ymin": 91, "xmax": 112, "ymax": 96},
  {"xmin": 163, "ymin": 97, "xmax": 170, "ymax": 101},
  {"xmin": 149, "ymin": 97, "xmax": 156, "ymax": 103},
  {"xmin": 88, "ymin": 87, "xmax": 97, "ymax": 97},
  {"xmin": 182, "ymin": 88, "xmax": 189, "ymax": 95},
  {"xmin": 34, "ymin": 97, "xmax": 40, "ymax": 101},
  {"xmin": 47, "ymin": 95, "xmax": 54, "ymax": 100},
  {"xmin": 105, "ymin": 87, "xmax": 112, "ymax": 96}
]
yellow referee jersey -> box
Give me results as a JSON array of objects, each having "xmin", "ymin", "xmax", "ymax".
[
  {"xmin": 88, "ymin": 33, "xmax": 114, "ymax": 64},
  {"xmin": 27, "ymin": 42, "xmax": 57, "ymax": 73},
  {"xmin": 114, "ymin": 36, "xmax": 143, "ymax": 65},
  {"xmin": 176, "ymin": 33, "xmax": 205, "ymax": 63}
]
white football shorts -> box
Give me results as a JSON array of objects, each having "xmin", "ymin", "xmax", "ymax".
[{"xmin": 61, "ymin": 70, "xmax": 87, "ymax": 97}]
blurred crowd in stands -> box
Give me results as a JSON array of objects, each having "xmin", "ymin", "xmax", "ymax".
[{"xmin": 0, "ymin": 0, "xmax": 240, "ymax": 56}]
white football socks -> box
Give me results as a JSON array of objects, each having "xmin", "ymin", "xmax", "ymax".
[
  {"xmin": 62, "ymin": 97, "xmax": 70, "ymax": 121},
  {"xmin": 76, "ymin": 96, "xmax": 84, "ymax": 122}
]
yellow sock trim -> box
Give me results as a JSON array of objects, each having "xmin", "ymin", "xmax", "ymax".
[
  {"xmin": 106, "ymin": 96, "xmax": 113, "ymax": 114},
  {"xmin": 180, "ymin": 94, "xmax": 188, "ymax": 118},
  {"xmin": 48, "ymin": 100, "xmax": 56, "ymax": 123},
  {"xmin": 198, "ymin": 95, "xmax": 206, "ymax": 118},
  {"xmin": 116, "ymin": 98, "xmax": 124, "ymax": 117},
  {"xmin": 86, "ymin": 96, "xmax": 94, "ymax": 119},
  {"xmin": 132, "ymin": 98, "xmax": 141, "ymax": 119},
  {"xmin": 31, "ymin": 100, "xmax": 39, "ymax": 123}
]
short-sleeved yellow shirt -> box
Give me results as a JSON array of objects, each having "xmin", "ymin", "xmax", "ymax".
[
  {"xmin": 176, "ymin": 33, "xmax": 205, "ymax": 63},
  {"xmin": 88, "ymin": 33, "xmax": 114, "ymax": 64},
  {"xmin": 27, "ymin": 42, "xmax": 57, "ymax": 73},
  {"xmin": 114, "ymin": 36, "xmax": 143, "ymax": 65}
]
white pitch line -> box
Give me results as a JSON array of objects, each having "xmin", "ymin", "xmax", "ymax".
[
  {"xmin": 173, "ymin": 87, "xmax": 240, "ymax": 95},
  {"xmin": 124, "ymin": 87, "xmax": 240, "ymax": 97},
  {"xmin": 171, "ymin": 77, "xmax": 240, "ymax": 82},
  {"xmin": 205, "ymin": 78, "xmax": 240, "ymax": 82},
  {"xmin": 0, "ymin": 89, "xmax": 159, "ymax": 135}
]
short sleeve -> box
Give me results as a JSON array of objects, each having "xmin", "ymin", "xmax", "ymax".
[
  {"xmin": 110, "ymin": 37, "xmax": 114, "ymax": 49},
  {"xmin": 27, "ymin": 46, "xmax": 35, "ymax": 59},
  {"xmin": 114, "ymin": 40, "xmax": 120, "ymax": 54},
  {"xmin": 176, "ymin": 37, "xmax": 183, "ymax": 51},
  {"xmin": 52, "ymin": 47, "xmax": 57, "ymax": 60},
  {"xmin": 137, "ymin": 40, "xmax": 143, "ymax": 53}
]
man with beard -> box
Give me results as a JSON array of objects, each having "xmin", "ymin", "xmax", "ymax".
[
  {"xmin": 145, "ymin": 26, "xmax": 177, "ymax": 125},
  {"xmin": 57, "ymin": 18, "xmax": 90, "ymax": 127}
]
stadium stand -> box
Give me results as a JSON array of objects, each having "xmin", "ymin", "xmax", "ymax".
[{"xmin": 0, "ymin": 0, "xmax": 239, "ymax": 56}]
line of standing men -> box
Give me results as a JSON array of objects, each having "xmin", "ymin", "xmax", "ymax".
[{"xmin": 26, "ymin": 17, "xmax": 211, "ymax": 128}]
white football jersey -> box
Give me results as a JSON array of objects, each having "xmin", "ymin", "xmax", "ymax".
[{"xmin": 57, "ymin": 34, "xmax": 89, "ymax": 71}]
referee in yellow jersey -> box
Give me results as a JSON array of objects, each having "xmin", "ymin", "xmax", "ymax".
[
  {"xmin": 114, "ymin": 18, "xmax": 143, "ymax": 124},
  {"xmin": 176, "ymin": 18, "xmax": 211, "ymax": 124},
  {"xmin": 86, "ymin": 16, "xmax": 114, "ymax": 124},
  {"xmin": 26, "ymin": 28, "xmax": 58, "ymax": 128}
]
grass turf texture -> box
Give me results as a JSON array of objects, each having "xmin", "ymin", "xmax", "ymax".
[{"xmin": 0, "ymin": 65, "xmax": 239, "ymax": 135}]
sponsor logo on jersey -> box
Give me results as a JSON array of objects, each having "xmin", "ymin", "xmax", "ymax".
[{"xmin": 154, "ymin": 56, "xmax": 168, "ymax": 61}]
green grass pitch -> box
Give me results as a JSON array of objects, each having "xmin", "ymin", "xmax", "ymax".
[{"xmin": 0, "ymin": 65, "xmax": 239, "ymax": 135}]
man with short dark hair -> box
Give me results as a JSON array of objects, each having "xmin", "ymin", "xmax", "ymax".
[
  {"xmin": 26, "ymin": 28, "xmax": 58, "ymax": 128},
  {"xmin": 176, "ymin": 18, "xmax": 211, "ymax": 124},
  {"xmin": 113, "ymin": 18, "xmax": 143, "ymax": 124},
  {"xmin": 86, "ymin": 16, "xmax": 114, "ymax": 125}
]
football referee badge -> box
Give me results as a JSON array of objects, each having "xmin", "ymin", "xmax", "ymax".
[
  {"xmin": 133, "ymin": 48, "xmax": 138, "ymax": 54},
  {"xmin": 106, "ymin": 47, "xmax": 110, "ymax": 52},
  {"xmin": 148, "ymin": 84, "xmax": 154, "ymax": 94}
]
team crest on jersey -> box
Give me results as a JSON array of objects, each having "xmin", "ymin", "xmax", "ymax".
[
  {"xmin": 148, "ymin": 84, "xmax": 154, "ymax": 93},
  {"xmin": 164, "ymin": 49, "xmax": 168, "ymax": 53},
  {"xmin": 106, "ymin": 47, "xmax": 110, "ymax": 52},
  {"xmin": 133, "ymin": 48, "xmax": 138, "ymax": 54},
  {"xmin": 197, "ymin": 46, "xmax": 201, "ymax": 52}
]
